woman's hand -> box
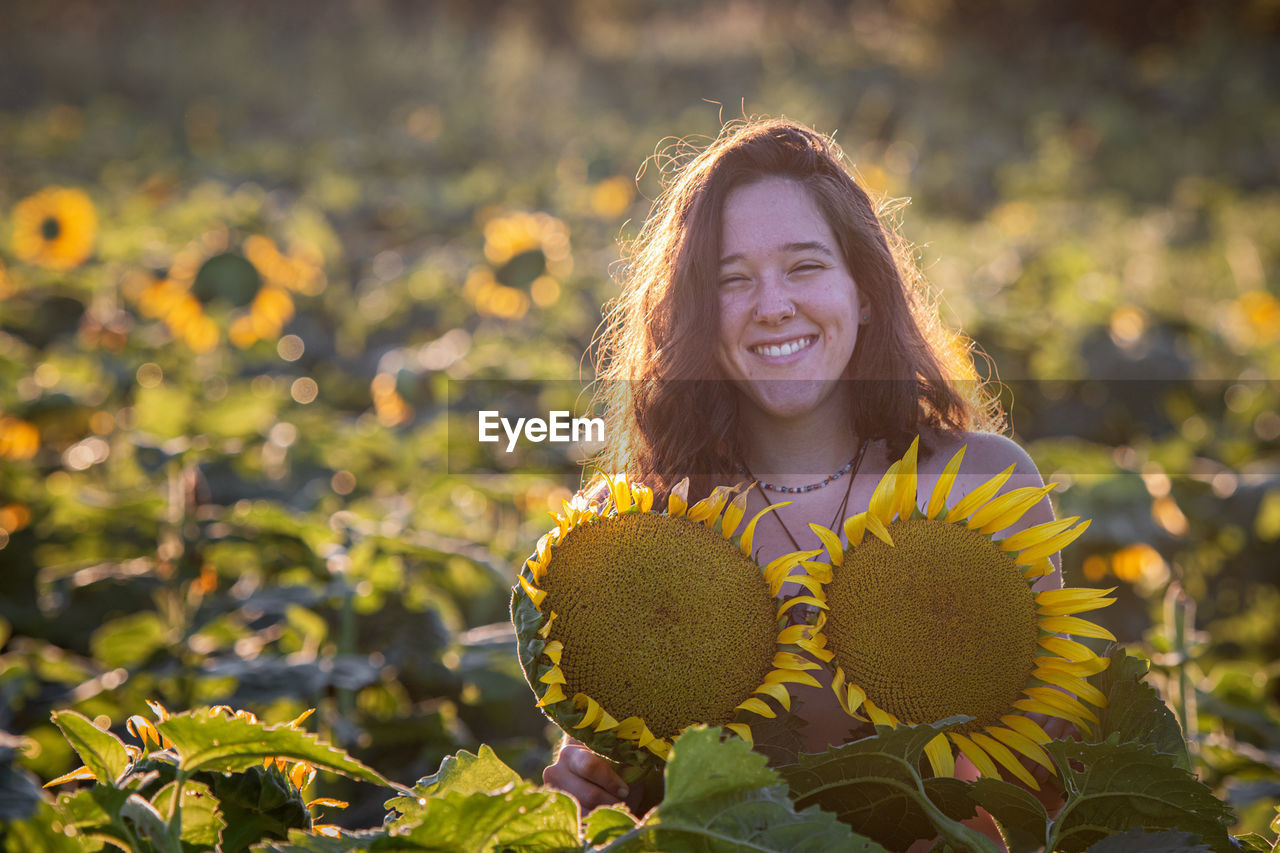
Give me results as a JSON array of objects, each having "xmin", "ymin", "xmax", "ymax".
[{"xmin": 543, "ymin": 739, "xmax": 636, "ymax": 813}]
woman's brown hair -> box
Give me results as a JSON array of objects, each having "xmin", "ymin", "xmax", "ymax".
[{"xmin": 591, "ymin": 118, "xmax": 1002, "ymax": 500}]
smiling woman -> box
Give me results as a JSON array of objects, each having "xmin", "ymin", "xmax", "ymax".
[{"xmin": 542, "ymin": 120, "xmax": 1067, "ymax": 836}]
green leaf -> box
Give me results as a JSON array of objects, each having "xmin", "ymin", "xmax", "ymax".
[
  {"xmin": 50, "ymin": 710, "xmax": 130, "ymax": 787},
  {"xmin": 779, "ymin": 719, "xmax": 999, "ymax": 853},
  {"xmin": 89, "ymin": 611, "xmax": 170, "ymax": 669},
  {"xmin": 156, "ymin": 711, "xmax": 396, "ymax": 789},
  {"xmin": 603, "ymin": 726, "xmax": 887, "ymax": 853},
  {"xmin": 582, "ymin": 804, "xmax": 637, "ymax": 846},
  {"xmin": 1082, "ymin": 827, "xmax": 1213, "ymax": 852},
  {"xmin": 1090, "ymin": 646, "xmax": 1191, "ymax": 770},
  {"xmin": 255, "ymin": 831, "xmax": 377, "ymax": 852},
  {"xmin": 960, "ymin": 778, "xmax": 1049, "ymax": 853},
  {"xmin": 383, "ymin": 782, "xmax": 580, "ymax": 852},
  {"xmin": 1044, "ymin": 739, "xmax": 1235, "ymax": 853},
  {"xmin": 119, "ymin": 791, "xmax": 178, "ymax": 852},
  {"xmin": 388, "ymin": 744, "xmax": 521, "ymax": 812},
  {"xmin": 1232, "ymin": 833, "xmax": 1276, "ymax": 852},
  {"xmin": 152, "ymin": 779, "xmax": 225, "ymax": 847}
]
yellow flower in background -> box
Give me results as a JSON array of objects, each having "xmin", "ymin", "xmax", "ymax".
[
  {"xmin": 11, "ymin": 187, "xmax": 98, "ymax": 270},
  {"xmin": 129, "ymin": 229, "xmax": 325, "ymax": 352},
  {"xmin": 0, "ymin": 259, "xmax": 15, "ymax": 298},
  {"xmin": 0, "ymin": 416, "xmax": 40, "ymax": 460},
  {"xmin": 470, "ymin": 210, "xmax": 572, "ymax": 316},
  {"xmin": 796, "ymin": 437, "xmax": 1114, "ymax": 791},
  {"xmin": 513, "ymin": 475, "xmax": 820, "ymax": 766}
]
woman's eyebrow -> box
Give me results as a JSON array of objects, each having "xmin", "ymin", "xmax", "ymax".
[{"xmin": 719, "ymin": 241, "xmax": 837, "ymax": 266}]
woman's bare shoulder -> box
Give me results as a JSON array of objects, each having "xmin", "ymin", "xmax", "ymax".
[{"xmin": 926, "ymin": 429, "xmax": 1044, "ymax": 487}]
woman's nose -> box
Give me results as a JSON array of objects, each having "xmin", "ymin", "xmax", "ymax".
[{"xmin": 752, "ymin": 273, "xmax": 794, "ymax": 324}]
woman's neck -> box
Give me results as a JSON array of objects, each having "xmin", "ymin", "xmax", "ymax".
[{"xmin": 738, "ymin": 403, "xmax": 860, "ymax": 487}]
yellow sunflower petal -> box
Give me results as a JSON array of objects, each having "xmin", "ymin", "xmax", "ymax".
[
  {"xmin": 1033, "ymin": 669, "xmax": 1108, "ymax": 708},
  {"xmin": 763, "ymin": 669, "xmax": 822, "ymax": 688},
  {"xmin": 537, "ymin": 610, "xmax": 558, "ymax": 639},
  {"xmin": 1024, "ymin": 558, "xmax": 1056, "ymax": 579},
  {"xmin": 1022, "ymin": 687, "xmax": 1100, "ymax": 724},
  {"xmin": 980, "ymin": 483, "xmax": 1060, "ymax": 534},
  {"xmin": 945, "ymin": 464, "xmax": 1017, "ymax": 523},
  {"xmin": 725, "ymin": 723, "xmax": 753, "ymax": 744},
  {"xmin": 795, "ymin": 636, "xmax": 835, "ymax": 662},
  {"xmin": 721, "ymin": 486, "xmax": 752, "ymax": 539},
  {"xmin": 543, "ymin": 640, "xmax": 564, "ymax": 664},
  {"xmin": 646, "ymin": 739, "xmax": 672, "ymax": 759},
  {"xmin": 864, "ymin": 512, "xmax": 894, "ymax": 546},
  {"xmin": 868, "ymin": 460, "xmax": 901, "ymax": 526},
  {"xmin": 949, "ymin": 732, "xmax": 1000, "ymax": 779},
  {"xmin": 740, "ymin": 501, "xmax": 789, "ymax": 557},
  {"xmin": 735, "ymin": 697, "xmax": 777, "ymax": 719},
  {"xmin": 1017, "ymin": 520, "xmax": 1092, "ymax": 565},
  {"xmin": 1000, "ymin": 714, "xmax": 1052, "ymax": 744},
  {"xmin": 1038, "ymin": 615, "xmax": 1115, "ymax": 641},
  {"xmin": 1037, "ymin": 635, "xmax": 1100, "ymax": 662},
  {"xmin": 843, "ymin": 512, "xmax": 867, "ymax": 547},
  {"xmin": 927, "ymin": 445, "xmax": 966, "ymax": 519},
  {"xmin": 773, "ymin": 651, "xmax": 823, "ymax": 671},
  {"xmin": 777, "ymin": 596, "xmax": 828, "ymax": 618},
  {"xmin": 970, "ymin": 732, "xmax": 1040, "ymax": 790},
  {"xmin": 632, "ymin": 483, "xmax": 654, "ymax": 514},
  {"xmin": 1034, "ymin": 655, "xmax": 1109, "ymax": 677},
  {"xmin": 1037, "ymin": 597, "xmax": 1117, "ymax": 616},
  {"xmin": 595, "ymin": 708, "xmax": 619, "ymax": 733},
  {"xmin": 539, "ymin": 665, "xmax": 566, "ymax": 685},
  {"xmin": 895, "ymin": 437, "xmax": 920, "ymax": 521},
  {"xmin": 986, "ymin": 726, "xmax": 1055, "ymax": 772},
  {"xmin": 798, "ymin": 559, "xmax": 832, "ymax": 583},
  {"xmin": 863, "ymin": 698, "xmax": 898, "ymax": 727},
  {"xmin": 688, "ymin": 485, "xmax": 733, "ymax": 525},
  {"xmin": 924, "ymin": 733, "xmax": 956, "ymax": 778},
  {"xmin": 608, "ymin": 473, "xmax": 632, "ymax": 513},
  {"xmin": 518, "ymin": 574, "xmax": 546, "ymax": 610},
  {"xmin": 969, "ymin": 484, "xmax": 1055, "ymax": 533},
  {"xmin": 572, "ymin": 694, "xmax": 602, "ymax": 729},
  {"xmin": 1013, "ymin": 698, "xmax": 1091, "ymax": 735},
  {"xmin": 753, "ymin": 681, "xmax": 792, "ymax": 711},
  {"xmin": 999, "ymin": 517, "xmax": 1079, "ymax": 553},
  {"xmin": 44, "ymin": 766, "xmax": 98, "ymax": 787},
  {"xmin": 1036, "ymin": 587, "xmax": 1117, "ymax": 607},
  {"xmin": 536, "ymin": 683, "xmax": 566, "ymax": 706},
  {"xmin": 808, "ymin": 523, "xmax": 844, "ymax": 567},
  {"xmin": 785, "ymin": 572, "xmax": 826, "ymax": 598},
  {"xmin": 668, "ymin": 477, "xmax": 690, "ymax": 517},
  {"xmin": 777, "ymin": 624, "xmax": 815, "ymax": 645}
]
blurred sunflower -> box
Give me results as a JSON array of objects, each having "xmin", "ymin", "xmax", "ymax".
[
  {"xmin": 795, "ymin": 438, "xmax": 1114, "ymax": 791},
  {"xmin": 130, "ymin": 230, "xmax": 324, "ymax": 353},
  {"xmin": 467, "ymin": 210, "xmax": 571, "ymax": 317},
  {"xmin": 0, "ymin": 259, "xmax": 15, "ymax": 299},
  {"xmin": 10, "ymin": 187, "xmax": 98, "ymax": 270},
  {"xmin": 0, "ymin": 415, "xmax": 40, "ymax": 460}
]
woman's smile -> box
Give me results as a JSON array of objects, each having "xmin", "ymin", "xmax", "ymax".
[{"xmin": 749, "ymin": 334, "xmax": 818, "ymax": 360}]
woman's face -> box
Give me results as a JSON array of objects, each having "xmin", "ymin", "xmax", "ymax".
[
  {"xmin": 716, "ymin": 176, "xmax": 865, "ymax": 425},
  {"xmin": 716, "ymin": 176, "xmax": 866, "ymax": 424}
]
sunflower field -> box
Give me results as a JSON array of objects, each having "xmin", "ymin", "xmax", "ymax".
[{"xmin": 1, "ymin": 2, "xmax": 1279, "ymax": 851}]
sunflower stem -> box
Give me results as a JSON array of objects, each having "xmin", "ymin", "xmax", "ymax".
[{"xmin": 1165, "ymin": 582, "xmax": 1198, "ymax": 751}]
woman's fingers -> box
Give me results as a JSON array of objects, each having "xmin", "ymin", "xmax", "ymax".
[{"xmin": 542, "ymin": 743, "xmax": 630, "ymax": 812}]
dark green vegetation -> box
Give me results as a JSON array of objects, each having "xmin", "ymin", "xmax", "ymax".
[{"xmin": 1, "ymin": 0, "xmax": 1277, "ymax": 847}]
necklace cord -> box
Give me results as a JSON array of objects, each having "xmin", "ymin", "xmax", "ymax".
[{"xmin": 745, "ymin": 438, "xmax": 870, "ymax": 552}]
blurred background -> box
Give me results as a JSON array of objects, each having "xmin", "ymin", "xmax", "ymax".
[{"xmin": 0, "ymin": 0, "xmax": 1277, "ymax": 834}]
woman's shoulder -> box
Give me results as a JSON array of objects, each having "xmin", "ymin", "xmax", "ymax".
[{"xmin": 922, "ymin": 429, "xmax": 1045, "ymax": 488}]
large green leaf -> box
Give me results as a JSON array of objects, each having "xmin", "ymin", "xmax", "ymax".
[
  {"xmin": 156, "ymin": 711, "xmax": 397, "ymax": 789},
  {"xmin": 1082, "ymin": 827, "xmax": 1213, "ymax": 852},
  {"xmin": 50, "ymin": 710, "xmax": 130, "ymax": 787},
  {"xmin": 602, "ymin": 726, "xmax": 887, "ymax": 853},
  {"xmin": 387, "ymin": 743, "xmax": 521, "ymax": 817},
  {"xmin": 935, "ymin": 776, "xmax": 1049, "ymax": 853},
  {"xmin": 89, "ymin": 611, "xmax": 170, "ymax": 669},
  {"xmin": 1090, "ymin": 647, "xmax": 1191, "ymax": 770},
  {"xmin": 2, "ymin": 799, "xmax": 90, "ymax": 853},
  {"xmin": 1044, "ymin": 739, "xmax": 1235, "ymax": 853},
  {"xmin": 152, "ymin": 779, "xmax": 225, "ymax": 847},
  {"xmin": 778, "ymin": 719, "xmax": 999, "ymax": 853},
  {"xmin": 582, "ymin": 804, "xmax": 637, "ymax": 847}
]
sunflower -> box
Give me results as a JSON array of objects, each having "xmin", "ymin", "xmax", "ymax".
[
  {"xmin": 512, "ymin": 474, "xmax": 824, "ymax": 767},
  {"xmin": 467, "ymin": 210, "xmax": 572, "ymax": 317},
  {"xmin": 11, "ymin": 187, "xmax": 98, "ymax": 270},
  {"xmin": 130, "ymin": 230, "xmax": 323, "ymax": 353},
  {"xmin": 794, "ymin": 437, "xmax": 1114, "ymax": 790}
]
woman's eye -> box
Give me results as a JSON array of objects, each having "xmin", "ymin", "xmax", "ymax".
[
  {"xmin": 719, "ymin": 274, "xmax": 747, "ymax": 287},
  {"xmin": 792, "ymin": 262, "xmax": 824, "ymax": 274}
]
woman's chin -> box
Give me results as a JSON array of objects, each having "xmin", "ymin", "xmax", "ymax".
[{"xmin": 739, "ymin": 381, "xmax": 842, "ymax": 424}]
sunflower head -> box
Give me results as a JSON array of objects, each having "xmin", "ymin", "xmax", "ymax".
[
  {"xmin": 798, "ymin": 437, "xmax": 1114, "ymax": 790},
  {"xmin": 11, "ymin": 187, "xmax": 98, "ymax": 270},
  {"xmin": 512, "ymin": 475, "xmax": 823, "ymax": 768}
]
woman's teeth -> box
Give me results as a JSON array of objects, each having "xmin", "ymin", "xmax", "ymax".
[{"xmin": 752, "ymin": 336, "xmax": 815, "ymax": 358}]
